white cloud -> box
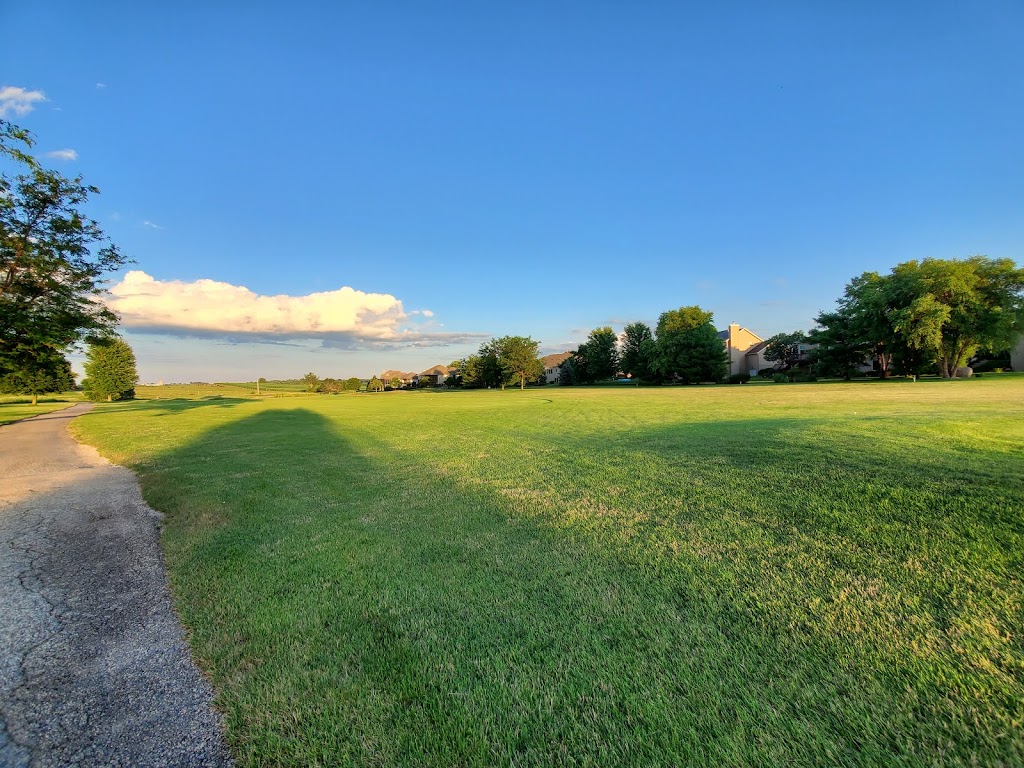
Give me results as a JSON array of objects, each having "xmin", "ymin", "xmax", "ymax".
[
  {"xmin": 105, "ymin": 271, "xmax": 415, "ymax": 344},
  {"xmin": 0, "ymin": 86, "xmax": 46, "ymax": 117},
  {"xmin": 421, "ymin": 309, "xmax": 435, "ymax": 318},
  {"xmin": 142, "ymin": 220, "xmax": 163, "ymax": 229},
  {"xmin": 45, "ymin": 148, "xmax": 77, "ymax": 161},
  {"xmin": 96, "ymin": 82, "xmax": 107, "ymax": 89}
]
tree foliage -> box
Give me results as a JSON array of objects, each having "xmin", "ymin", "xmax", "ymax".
[
  {"xmin": 572, "ymin": 327, "xmax": 619, "ymax": 383},
  {"xmin": 763, "ymin": 331, "xmax": 807, "ymax": 372},
  {"xmin": 1, "ymin": 119, "xmax": 128, "ymax": 383},
  {"xmin": 619, "ymin": 322, "xmax": 656, "ymax": 381},
  {"xmin": 367, "ymin": 375, "xmax": 384, "ymax": 392},
  {"xmin": 654, "ymin": 306, "xmax": 727, "ymax": 384},
  {"xmin": 0, "ymin": 346, "xmax": 74, "ymax": 405},
  {"xmin": 808, "ymin": 311, "xmax": 871, "ymax": 380},
  {"xmin": 82, "ymin": 338, "xmax": 137, "ymax": 402},
  {"xmin": 495, "ymin": 336, "xmax": 542, "ymax": 390},
  {"xmin": 302, "ymin": 372, "xmax": 319, "ymax": 392},
  {"xmin": 816, "ymin": 257, "xmax": 1024, "ymax": 378},
  {"xmin": 317, "ymin": 377, "xmax": 342, "ymax": 394}
]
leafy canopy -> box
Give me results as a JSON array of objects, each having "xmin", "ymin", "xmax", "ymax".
[
  {"xmin": 1, "ymin": 118, "xmax": 128, "ymax": 380},
  {"xmin": 82, "ymin": 338, "xmax": 138, "ymax": 402}
]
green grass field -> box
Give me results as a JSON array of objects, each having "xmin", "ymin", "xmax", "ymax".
[
  {"xmin": 71, "ymin": 378, "xmax": 1024, "ymax": 767},
  {"xmin": 0, "ymin": 393, "xmax": 81, "ymax": 425}
]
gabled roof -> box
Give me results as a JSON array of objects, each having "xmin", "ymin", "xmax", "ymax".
[
  {"xmin": 420, "ymin": 364, "xmax": 449, "ymax": 376},
  {"xmin": 381, "ymin": 369, "xmax": 416, "ymax": 379},
  {"xmin": 745, "ymin": 341, "xmax": 769, "ymax": 356},
  {"xmin": 541, "ymin": 351, "xmax": 573, "ymax": 368},
  {"xmin": 717, "ymin": 329, "xmax": 730, "ymax": 340}
]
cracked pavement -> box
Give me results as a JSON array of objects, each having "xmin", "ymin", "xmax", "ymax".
[{"xmin": 0, "ymin": 404, "xmax": 232, "ymax": 767}]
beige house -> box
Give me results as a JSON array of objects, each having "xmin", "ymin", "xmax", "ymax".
[
  {"xmin": 380, "ymin": 369, "xmax": 416, "ymax": 386},
  {"xmin": 414, "ymin": 364, "xmax": 450, "ymax": 386},
  {"xmin": 718, "ymin": 323, "xmax": 771, "ymax": 377},
  {"xmin": 1012, "ymin": 337, "xmax": 1024, "ymax": 372},
  {"xmin": 541, "ymin": 352, "xmax": 573, "ymax": 384}
]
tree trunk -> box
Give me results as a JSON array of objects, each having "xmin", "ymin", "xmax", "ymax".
[
  {"xmin": 31, "ymin": 393, "xmax": 37, "ymax": 406},
  {"xmin": 106, "ymin": 394, "xmax": 112, "ymax": 402},
  {"xmin": 520, "ymin": 372, "xmax": 525, "ymax": 390}
]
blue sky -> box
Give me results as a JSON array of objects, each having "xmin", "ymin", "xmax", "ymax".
[{"xmin": 4, "ymin": 2, "xmax": 1023, "ymax": 382}]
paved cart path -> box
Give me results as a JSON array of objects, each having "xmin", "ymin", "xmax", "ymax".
[{"xmin": 0, "ymin": 404, "xmax": 232, "ymax": 767}]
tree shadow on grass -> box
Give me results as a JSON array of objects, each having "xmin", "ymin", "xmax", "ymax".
[
  {"xmin": 129, "ymin": 407, "xmax": 1022, "ymax": 767},
  {"xmin": 116, "ymin": 396, "xmax": 253, "ymax": 416}
]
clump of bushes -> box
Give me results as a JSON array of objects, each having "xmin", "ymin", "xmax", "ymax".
[
  {"xmin": 727, "ymin": 373, "xmax": 750, "ymax": 384},
  {"xmin": 772, "ymin": 373, "xmax": 789, "ymax": 383}
]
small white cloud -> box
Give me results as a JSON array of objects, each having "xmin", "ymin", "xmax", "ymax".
[
  {"xmin": 421, "ymin": 309, "xmax": 435, "ymax": 318},
  {"xmin": 45, "ymin": 148, "xmax": 78, "ymax": 161},
  {"xmin": 142, "ymin": 220, "xmax": 164, "ymax": 230},
  {"xmin": 96, "ymin": 82, "xmax": 107, "ymax": 89},
  {"xmin": 0, "ymin": 86, "xmax": 46, "ymax": 117}
]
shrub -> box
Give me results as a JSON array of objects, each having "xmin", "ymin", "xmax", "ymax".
[
  {"xmin": 727, "ymin": 373, "xmax": 750, "ymax": 384},
  {"xmin": 772, "ymin": 373, "xmax": 789, "ymax": 383},
  {"xmin": 792, "ymin": 372, "xmax": 818, "ymax": 383}
]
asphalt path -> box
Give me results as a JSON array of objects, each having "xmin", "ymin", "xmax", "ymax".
[{"xmin": 0, "ymin": 404, "xmax": 232, "ymax": 767}]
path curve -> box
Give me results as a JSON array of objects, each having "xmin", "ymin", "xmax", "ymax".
[{"xmin": 0, "ymin": 404, "xmax": 232, "ymax": 767}]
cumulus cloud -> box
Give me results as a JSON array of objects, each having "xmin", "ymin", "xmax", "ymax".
[
  {"xmin": 0, "ymin": 86, "xmax": 46, "ymax": 117},
  {"xmin": 104, "ymin": 271, "xmax": 482, "ymax": 349},
  {"xmin": 45, "ymin": 148, "xmax": 78, "ymax": 161}
]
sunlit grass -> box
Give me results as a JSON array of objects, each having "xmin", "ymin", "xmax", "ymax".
[
  {"xmin": 0, "ymin": 392, "xmax": 81, "ymax": 425},
  {"xmin": 72, "ymin": 378, "xmax": 1024, "ymax": 767}
]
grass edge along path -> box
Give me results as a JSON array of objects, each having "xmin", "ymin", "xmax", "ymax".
[
  {"xmin": 0, "ymin": 396, "xmax": 80, "ymax": 426},
  {"xmin": 71, "ymin": 379, "xmax": 1024, "ymax": 767}
]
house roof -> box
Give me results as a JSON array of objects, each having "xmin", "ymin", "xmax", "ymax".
[
  {"xmin": 717, "ymin": 329, "xmax": 730, "ymax": 340},
  {"xmin": 744, "ymin": 341, "xmax": 769, "ymax": 356},
  {"xmin": 420, "ymin": 364, "xmax": 450, "ymax": 376},
  {"xmin": 381, "ymin": 369, "xmax": 415, "ymax": 379},
  {"xmin": 541, "ymin": 351, "xmax": 573, "ymax": 368}
]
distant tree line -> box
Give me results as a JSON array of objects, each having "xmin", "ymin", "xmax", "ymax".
[
  {"xmin": 302, "ymin": 372, "xmax": 365, "ymax": 393},
  {"xmin": 566, "ymin": 306, "xmax": 728, "ymax": 385},
  {"xmin": 448, "ymin": 336, "xmax": 543, "ymax": 390}
]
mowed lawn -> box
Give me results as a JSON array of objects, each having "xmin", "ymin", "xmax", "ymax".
[
  {"xmin": 72, "ymin": 379, "xmax": 1024, "ymax": 767},
  {"xmin": 0, "ymin": 393, "xmax": 81, "ymax": 426}
]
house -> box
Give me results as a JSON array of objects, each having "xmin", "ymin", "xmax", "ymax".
[
  {"xmin": 1012, "ymin": 337, "xmax": 1024, "ymax": 371},
  {"xmin": 541, "ymin": 352, "xmax": 573, "ymax": 384},
  {"xmin": 380, "ymin": 369, "xmax": 416, "ymax": 387},
  {"xmin": 718, "ymin": 323, "xmax": 769, "ymax": 377},
  {"xmin": 413, "ymin": 364, "xmax": 450, "ymax": 387}
]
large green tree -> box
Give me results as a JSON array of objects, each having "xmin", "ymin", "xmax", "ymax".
[
  {"xmin": 1, "ymin": 119, "xmax": 128, "ymax": 383},
  {"xmin": 890, "ymin": 257, "xmax": 1024, "ymax": 377},
  {"xmin": 619, "ymin": 322, "xmax": 656, "ymax": 381},
  {"xmin": 817, "ymin": 257, "xmax": 1024, "ymax": 378},
  {"xmin": 655, "ymin": 306, "xmax": 728, "ymax": 384},
  {"xmin": 494, "ymin": 336, "xmax": 543, "ymax": 390},
  {"xmin": 573, "ymin": 327, "xmax": 619, "ymax": 383},
  {"xmin": 82, "ymin": 338, "xmax": 137, "ymax": 402},
  {"xmin": 0, "ymin": 346, "xmax": 74, "ymax": 405},
  {"xmin": 808, "ymin": 310, "xmax": 872, "ymax": 379},
  {"xmin": 763, "ymin": 331, "xmax": 807, "ymax": 372}
]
